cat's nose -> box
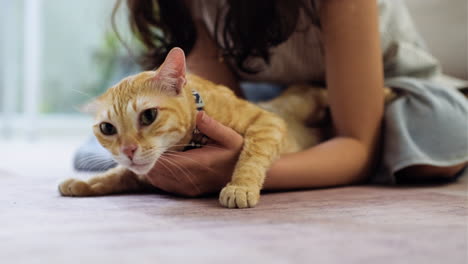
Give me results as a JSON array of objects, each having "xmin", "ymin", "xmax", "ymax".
[{"xmin": 122, "ymin": 144, "xmax": 138, "ymax": 160}]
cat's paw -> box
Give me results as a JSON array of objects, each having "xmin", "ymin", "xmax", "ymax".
[
  {"xmin": 219, "ymin": 184, "xmax": 260, "ymax": 209},
  {"xmin": 58, "ymin": 178, "xmax": 94, "ymax": 197}
]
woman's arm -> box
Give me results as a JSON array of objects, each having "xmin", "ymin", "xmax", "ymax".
[{"xmin": 264, "ymin": 0, "xmax": 384, "ymax": 189}]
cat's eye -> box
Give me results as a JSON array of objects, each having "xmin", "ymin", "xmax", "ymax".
[
  {"xmin": 140, "ymin": 108, "xmax": 158, "ymax": 126},
  {"xmin": 100, "ymin": 122, "xmax": 117, "ymax": 136}
]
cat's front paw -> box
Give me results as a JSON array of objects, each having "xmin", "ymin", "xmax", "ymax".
[
  {"xmin": 219, "ymin": 184, "xmax": 260, "ymax": 209},
  {"xmin": 59, "ymin": 178, "xmax": 94, "ymax": 197}
]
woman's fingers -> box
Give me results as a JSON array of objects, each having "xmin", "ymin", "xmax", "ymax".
[{"xmin": 196, "ymin": 111, "xmax": 243, "ymax": 149}]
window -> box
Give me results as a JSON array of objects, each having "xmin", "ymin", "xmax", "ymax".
[{"xmin": 0, "ymin": 0, "xmax": 139, "ymax": 140}]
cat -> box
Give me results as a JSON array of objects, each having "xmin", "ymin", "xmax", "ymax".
[{"xmin": 59, "ymin": 47, "xmax": 393, "ymax": 208}]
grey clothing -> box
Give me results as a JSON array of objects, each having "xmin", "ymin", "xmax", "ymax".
[
  {"xmin": 74, "ymin": 137, "xmax": 117, "ymax": 172},
  {"xmin": 376, "ymin": 77, "xmax": 467, "ymax": 184}
]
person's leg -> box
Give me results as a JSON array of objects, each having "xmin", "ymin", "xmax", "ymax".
[{"xmin": 373, "ymin": 77, "xmax": 468, "ymax": 184}]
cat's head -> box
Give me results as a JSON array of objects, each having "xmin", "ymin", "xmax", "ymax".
[{"xmin": 88, "ymin": 48, "xmax": 195, "ymax": 175}]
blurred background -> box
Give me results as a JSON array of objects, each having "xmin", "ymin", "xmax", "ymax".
[
  {"xmin": 0, "ymin": 0, "xmax": 466, "ymax": 173},
  {"xmin": 0, "ymin": 0, "xmax": 143, "ymax": 174},
  {"xmin": 0, "ymin": 0, "xmax": 140, "ymax": 141}
]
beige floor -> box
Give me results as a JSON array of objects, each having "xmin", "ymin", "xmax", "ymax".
[{"xmin": 0, "ymin": 140, "xmax": 467, "ymax": 264}]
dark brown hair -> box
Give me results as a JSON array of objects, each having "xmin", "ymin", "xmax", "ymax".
[{"xmin": 114, "ymin": 0, "xmax": 319, "ymax": 73}]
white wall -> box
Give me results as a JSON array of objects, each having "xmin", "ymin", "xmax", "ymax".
[
  {"xmin": 406, "ymin": 0, "xmax": 468, "ymax": 79},
  {"xmin": 41, "ymin": 0, "xmax": 118, "ymax": 112}
]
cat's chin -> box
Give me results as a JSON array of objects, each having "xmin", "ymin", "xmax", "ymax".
[{"xmin": 127, "ymin": 163, "xmax": 154, "ymax": 175}]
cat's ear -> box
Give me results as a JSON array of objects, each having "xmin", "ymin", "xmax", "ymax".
[{"xmin": 153, "ymin": 47, "xmax": 186, "ymax": 96}]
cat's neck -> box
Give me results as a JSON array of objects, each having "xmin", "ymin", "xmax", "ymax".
[{"xmin": 169, "ymin": 77, "xmax": 203, "ymax": 151}]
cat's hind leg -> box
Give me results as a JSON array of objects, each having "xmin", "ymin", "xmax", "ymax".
[
  {"xmin": 258, "ymin": 84, "xmax": 329, "ymax": 125},
  {"xmin": 59, "ymin": 166, "xmax": 146, "ymax": 196}
]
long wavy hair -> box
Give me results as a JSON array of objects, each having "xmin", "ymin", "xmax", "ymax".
[{"xmin": 113, "ymin": 0, "xmax": 319, "ymax": 73}]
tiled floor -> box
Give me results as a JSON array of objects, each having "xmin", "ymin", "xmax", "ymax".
[{"xmin": 1, "ymin": 140, "xmax": 467, "ymax": 264}]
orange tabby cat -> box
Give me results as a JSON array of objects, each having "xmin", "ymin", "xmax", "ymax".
[{"xmin": 58, "ymin": 48, "xmax": 335, "ymax": 208}]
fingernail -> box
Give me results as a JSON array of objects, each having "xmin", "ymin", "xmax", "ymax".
[{"xmin": 200, "ymin": 111, "xmax": 208, "ymax": 124}]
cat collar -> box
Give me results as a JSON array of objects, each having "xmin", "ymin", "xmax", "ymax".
[
  {"xmin": 184, "ymin": 90, "xmax": 208, "ymax": 151},
  {"xmin": 192, "ymin": 90, "xmax": 205, "ymax": 111}
]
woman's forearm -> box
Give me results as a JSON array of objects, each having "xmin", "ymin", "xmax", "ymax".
[{"xmin": 264, "ymin": 137, "xmax": 374, "ymax": 190}]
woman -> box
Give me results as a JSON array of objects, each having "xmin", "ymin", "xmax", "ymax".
[{"xmin": 75, "ymin": 0, "xmax": 467, "ymax": 196}]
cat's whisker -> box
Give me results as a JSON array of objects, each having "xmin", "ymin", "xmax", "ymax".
[
  {"xmin": 159, "ymin": 156, "xmax": 201, "ymax": 193},
  {"xmin": 160, "ymin": 153, "xmax": 216, "ymax": 188},
  {"xmin": 159, "ymin": 153, "xmax": 193, "ymax": 175},
  {"xmin": 141, "ymin": 150, "xmax": 162, "ymax": 158},
  {"xmin": 138, "ymin": 149, "xmax": 165, "ymax": 163},
  {"xmin": 162, "ymin": 152, "xmax": 213, "ymax": 171},
  {"xmin": 70, "ymin": 88, "xmax": 93, "ymax": 99},
  {"xmin": 157, "ymin": 157, "xmax": 182, "ymax": 183}
]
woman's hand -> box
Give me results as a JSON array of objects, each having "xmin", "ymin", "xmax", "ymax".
[{"xmin": 145, "ymin": 111, "xmax": 244, "ymax": 197}]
